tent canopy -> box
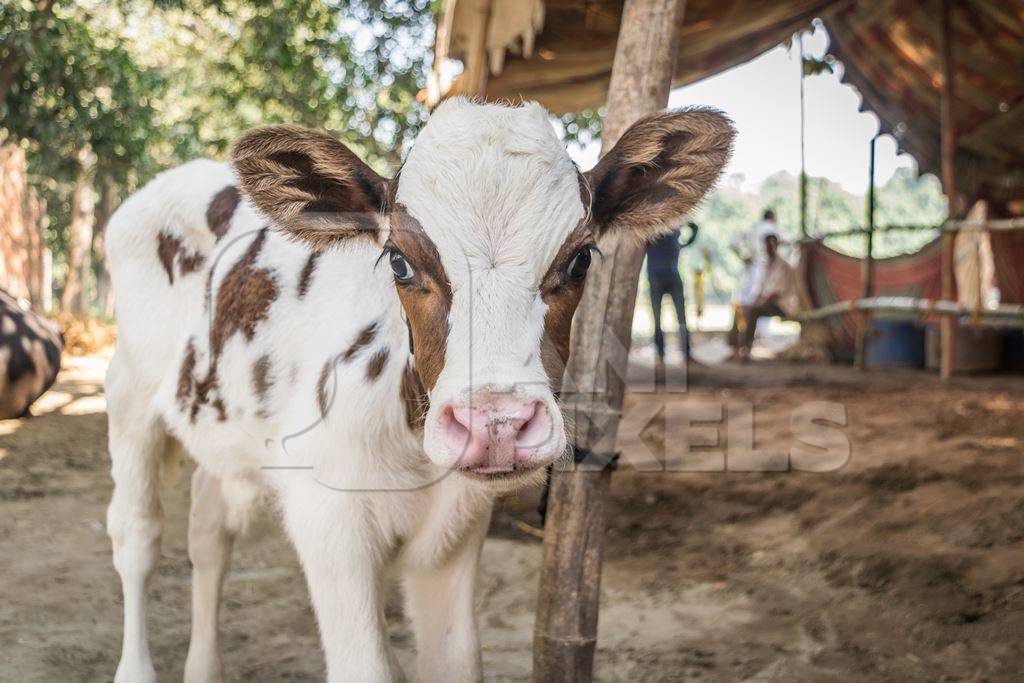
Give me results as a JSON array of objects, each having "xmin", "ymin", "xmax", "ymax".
[{"xmin": 436, "ymin": 0, "xmax": 1024, "ymax": 207}]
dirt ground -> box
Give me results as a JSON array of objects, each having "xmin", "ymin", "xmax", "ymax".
[{"xmin": 1, "ymin": 350, "xmax": 1023, "ymax": 681}]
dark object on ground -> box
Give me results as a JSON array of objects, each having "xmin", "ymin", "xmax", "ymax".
[{"xmin": 0, "ymin": 287, "xmax": 62, "ymax": 419}]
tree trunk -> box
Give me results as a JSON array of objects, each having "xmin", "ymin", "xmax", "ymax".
[
  {"xmin": 0, "ymin": 144, "xmax": 31, "ymax": 300},
  {"xmin": 532, "ymin": 1, "xmax": 685, "ymax": 681},
  {"xmin": 25, "ymin": 188, "xmax": 48, "ymax": 309},
  {"xmin": 61, "ymin": 148, "xmax": 97, "ymax": 314},
  {"xmin": 92, "ymin": 173, "xmax": 118, "ymax": 319}
]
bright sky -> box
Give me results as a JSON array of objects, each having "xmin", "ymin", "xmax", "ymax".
[{"xmin": 570, "ymin": 24, "xmax": 919, "ymax": 195}]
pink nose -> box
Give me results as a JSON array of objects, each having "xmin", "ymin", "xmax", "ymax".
[{"xmin": 440, "ymin": 396, "xmax": 554, "ymax": 476}]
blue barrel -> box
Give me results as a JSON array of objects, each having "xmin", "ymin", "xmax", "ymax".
[
  {"xmin": 1002, "ymin": 329, "xmax": 1024, "ymax": 371},
  {"xmin": 866, "ymin": 320, "xmax": 926, "ymax": 368}
]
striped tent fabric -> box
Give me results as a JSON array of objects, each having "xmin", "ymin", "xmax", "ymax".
[
  {"xmin": 803, "ymin": 238, "xmax": 946, "ymax": 360},
  {"xmin": 990, "ymin": 231, "xmax": 1024, "ymax": 305}
]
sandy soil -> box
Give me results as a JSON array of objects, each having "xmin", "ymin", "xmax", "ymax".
[{"xmin": 1, "ymin": 352, "xmax": 1022, "ymax": 681}]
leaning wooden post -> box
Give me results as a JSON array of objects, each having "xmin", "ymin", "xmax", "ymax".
[
  {"xmin": 533, "ymin": 0, "xmax": 685, "ymax": 680},
  {"xmin": 939, "ymin": 0, "xmax": 957, "ymax": 380},
  {"xmin": 855, "ymin": 136, "xmax": 877, "ymax": 370}
]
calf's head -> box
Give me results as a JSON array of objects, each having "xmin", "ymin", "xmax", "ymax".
[{"xmin": 233, "ymin": 99, "xmax": 732, "ymax": 485}]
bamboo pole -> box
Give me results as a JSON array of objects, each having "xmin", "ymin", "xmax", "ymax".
[
  {"xmin": 947, "ymin": 217, "xmax": 1024, "ymax": 231},
  {"xmin": 855, "ymin": 136, "xmax": 877, "ymax": 369},
  {"xmin": 797, "ymin": 297, "xmax": 1024, "ymax": 328},
  {"xmin": 939, "ymin": 0, "xmax": 957, "ymax": 380},
  {"xmin": 532, "ymin": 0, "xmax": 685, "ymax": 680},
  {"xmin": 811, "ymin": 217, "xmax": 1024, "ymax": 241}
]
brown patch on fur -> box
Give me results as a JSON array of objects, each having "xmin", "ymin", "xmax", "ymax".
[
  {"xmin": 315, "ymin": 358, "xmax": 332, "ymax": 418},
  {"xmin": 231, "ymin": 125, "xmax": 388, "ymax": 249},
  {"xmin": 539, "ymin": 221, "xmax": 595, "ymax": 389},
  {"xmin": 343, "ymin": 322, "xmax": 378, "ymax": 362},
  {"xmin": 157, "ymin": 232, "xmax": 206, "ymax": 285},
  {"xmin": 387, "ymin": 205, "xmax": 452, "ymax": 391},
  {"xmin": 365, "ymin": 348, "xmax": 389, "ymax": 381},
  {"xmin": 177, "ymin": 230, "xmax": 278, "ymax": 423},
  {"xmin": 211, "ymin": 229, "xmax": 278, "ymax": 357},
  {"xmin": 585, "ymin": 108, "xmax": 733, "ymax": 241},
  {"xmin": 177, "ymin": 341, "xmax": 227, "ymax": 423},
  {"xmin": 314, "ymin": 322, "xmax": 382, "ymax": 417},
  {"xmin": 297, "ymin": 250, "xmax": 321, "ymax": 298},
  {"xmin": 252, "ymin": 354, "xmax": 272, "ymax": 398},
  {"xmin": 207, "ymin": 185, "xmax": 241, "ymax": 240},
  {"xmin": 252, "ymin": 354, "xmax": 273, "ymax": 417},
  {"xmin": 210, "ymin": 397, "xmax": 227, "ymax": 421},
  {"xmin": 157, "ymin": 233, "xmax": 177, "ymax": 283},
  {"xmin": 177, "ymin": 339, "xmax": 197, "ymax": 409},
  {"xmin": 400, "ymin": 360, "xmax": 428, "ymax": 430},
  {"xmin": 180, "ymin": 251, "xmax": 205, "ymax": 275},
  {"xmin": 194, "ymin": 372, "xmax": 216, "ymax": 420}
]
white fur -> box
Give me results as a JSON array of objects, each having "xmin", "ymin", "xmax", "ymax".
[
  {"xmin": 105, "ymin": 101, "xmax": 586, "ymax": 682},
  {"xmin": 398, "ymin": 100, "xmax": 582, "ymax": 467}
]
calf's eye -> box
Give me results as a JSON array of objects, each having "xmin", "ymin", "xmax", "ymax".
[
  {"xmin": 567, "ymin": 247, "xmax": 593, "ymax": 280},
  {"xmin": 389, "ymin": 252, "xmax": 415, "ymax": 282}
]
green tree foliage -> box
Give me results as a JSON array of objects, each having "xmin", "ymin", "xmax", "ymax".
[
  {"xmin": 684, "ymin": 167, "xmax": 948, "ymax": 303},
  {"xmin": 140, "ymin": 0, "xmax": 432, "ymax": 171},
  {"xmin": 1, "ymin": 5, "xmax": 950, "ymax": 319},
  {"xmin": 559, "ymin": 108, "xmax": 603, "ymax": 147},
  {"xmin": 0, "ymin": 0, "xmax": 432, "ymax": 302},
  {"xmin": 1, "ymin": 0, "xmax": 167, "ymax": 259}
]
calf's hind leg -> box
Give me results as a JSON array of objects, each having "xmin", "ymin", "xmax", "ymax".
[
  {"xmin": 106, "ymin": 366, "xmax": 167, "ymax": 683},
  {"xmin": 184, "ymin": 468, "xmax": 237, "ymax": 683}
]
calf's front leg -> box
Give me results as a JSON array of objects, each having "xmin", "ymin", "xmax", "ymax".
[
  {"xmin": 403, "ymin": 513, "xmax": 489, "ymax": 683},
  {"xmin": 106, "ymin": 397, "xmax": 165, "ymax": 683},
  {"xmin": 184, "ymin": 468, "xmax": 236, "ymax": 683},
  {"xmin": 281, "ymin": 479, "xmax": 403, "ymax": 682}
]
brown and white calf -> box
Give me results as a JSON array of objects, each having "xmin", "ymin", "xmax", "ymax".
[
  {"xmin": 105, "ymin": 98, "xmax": 732, "ymax": 682},
  {"xmin": 0, "ymin": 288, "xmax": 62, "ymax": 419}
]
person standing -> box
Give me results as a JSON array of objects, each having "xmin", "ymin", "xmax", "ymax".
[
  {"xmin": 646, "ymin": 222, "xmax": 697, "ymax": 363},
  {"xmin": 730, "ymin": 209, "xmax": 778, "ymax": 355}
]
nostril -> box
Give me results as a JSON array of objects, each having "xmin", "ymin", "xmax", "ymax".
[
  {"xmin": 441, "ymin": 405, "xmax": 470, "ymax": 446},
  {"xmin": 515, "ymin": 401, "xmax": 551, "ymax": 450}
]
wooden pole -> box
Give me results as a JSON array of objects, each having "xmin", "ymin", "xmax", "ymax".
[
  {"xmin": 798, "ymin": 32, "xmax": 808, "ymax": 239},
  {"xmin": 532, "ymin": 0, "xmax": 685, "ymax": 680},
  {"xmin": 855, "ymin": 136, "xmax": 877, "ymax": 369},
  {"xmin": 462, "ymin": 0, "xmax": 492, "ymax": 98},
  {"xmin": 939, "ymin": 0, "xmax": 957, "ymax": 380}
]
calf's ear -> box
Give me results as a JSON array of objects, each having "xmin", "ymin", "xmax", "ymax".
[
  {"xmin": 231, "ymin": 125, "xmax": 389, "ymax": 249},
  {"xmin": 585, "ymin": 108, "xmax": 734, "ymax": 241}
]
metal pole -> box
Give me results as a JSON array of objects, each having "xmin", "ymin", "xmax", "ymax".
[
  {"xmin": 855, "ymin": 136, "xmax": 877, "ymax": 369},
  {"xmin": 851, "ymin": 138, "xmax": 876, "ymax": 368}
]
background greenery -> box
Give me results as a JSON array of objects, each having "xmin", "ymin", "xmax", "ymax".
[
  {"xmin": 688, "ymin": 167, "xmax": 947, "ymax": 302},
  {"xmin": 2, "ymin": 0, "xmax": 432, "ymax": 306},
  {"xmin": 1, "ymin": 1, "xmax": 947, "ymax": 312}
]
